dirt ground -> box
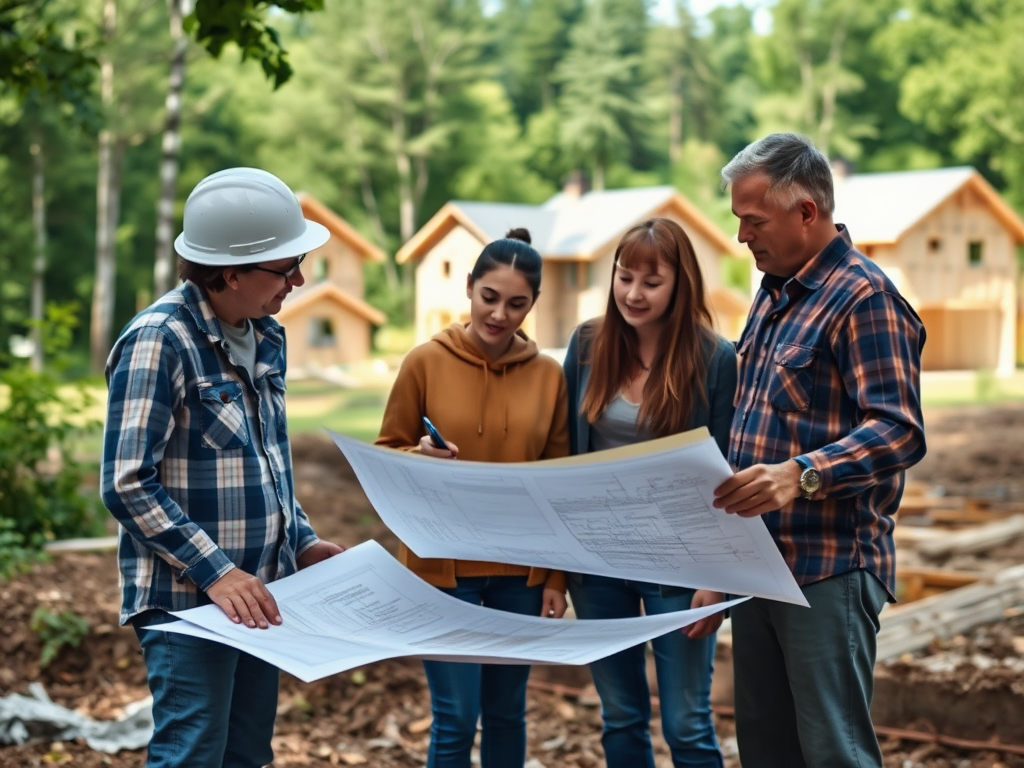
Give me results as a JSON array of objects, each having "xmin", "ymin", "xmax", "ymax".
[{"xmin": 2, "ymin": 402, "xmax": 1024, "ymax": 768}]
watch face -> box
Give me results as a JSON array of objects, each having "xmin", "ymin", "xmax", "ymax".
[{"xmin": 801, "ymin": 468, "xmax": 821, "ymax": 494}]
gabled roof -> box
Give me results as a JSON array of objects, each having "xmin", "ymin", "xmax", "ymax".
[
  {"xmin": 396, "ymin": 186, "xmax": 739, "ymax": 264},
  {"xmin": 297, "ymin": 193, "xmax": 386, "ymax": 263},
  {"xmin": 833, "ymin": 167, "xmax": 1024, "ymax": 245},
  {"xmin": 278, "ymin": 281, "xmax": 386, "ymax": 326}
]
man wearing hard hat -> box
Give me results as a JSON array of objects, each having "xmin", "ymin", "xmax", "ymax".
[{"xmin": 101, "ymin": 168, "xmax": 346, "ymax": 768}]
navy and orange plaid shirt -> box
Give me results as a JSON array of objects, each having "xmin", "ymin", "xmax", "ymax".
[{"xmin": 729, "ymin": 225, "xmax": 926, "ymax": 598}]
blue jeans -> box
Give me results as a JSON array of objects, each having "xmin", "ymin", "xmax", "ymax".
[
  {"xmin": 731, "ymin": 570, "xmax": 889, "ymax": 768},
  {"xmin": 132, "ymin": 610, "xmax": 280, "ymax": 768},
  {"xmin": 568, "ymin": 574, "xmax": 722, "ymax": 768},
  {"xmin": 423, "ymin": 576, "xmax": 544, "ymax": 768}
]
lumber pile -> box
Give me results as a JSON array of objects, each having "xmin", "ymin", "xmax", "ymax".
[{"xmin": 877, "ymin": 563, "xmax": 1024, "ymax": 660}]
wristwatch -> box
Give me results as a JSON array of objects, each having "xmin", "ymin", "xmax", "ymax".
[{"xmin": 794, "ymin": 456, "xmax": 821, "ymax": 499}]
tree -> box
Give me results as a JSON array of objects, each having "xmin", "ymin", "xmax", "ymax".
[
  {"xmin": 880, "ymin": 0, "xmax": 1024, "ymax": 208},
  {"xmin": 0, "ymin": 0, "xmax": 97, "ymax": 120},
  {"xmin": 186, "ymin": 0, "xmax": 323, "ymax": 88},
  {"xmin": 496, "ymin": 0, "xmax": 584, "ymax": 119},
  {"xmin": 153, "ymin": 0, "xmax": 193, "ymax": 298},
  {"xmin": 751, "ymin": 0, "xmax": 895, "ymax": 159},
  {"xmin": 556, "ymin": 0, "xmax": 649, "ymax": 189},
  {"xmin": 645, "ymin": 0, "xmax": 716, "ymax": 163}
]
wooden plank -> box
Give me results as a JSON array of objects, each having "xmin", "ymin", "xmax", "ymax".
[
  {"xmin": 915, "ymin": 515, "xmax": 1024, "ymax": 558},
  {"xmin": 877, "ymin": 564, "xmax": 1024, "ymax": 660},
  {"xmin": 44, "ymin": 535, "xmax": 119, "ymax": 553},
  {"xmin": 896, "ymin": 568, "xmax": 982, "ymax": 602}
]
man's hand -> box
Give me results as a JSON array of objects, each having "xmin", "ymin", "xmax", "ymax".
[
  {"xmin": 207, "ymin": 567, "xmax": 281, "ymax": 629},
  {"xmin": 297, "ymin": 541, "xmax": 346, "ymax": 570},
  {"xmin": 713, "ymin": 461, "xmax": 803, "ymax": 517},
  {"xmin": 541, "ymin": 588, "xmax": 567, "ymax": 619},
  {"xmin": 682, "ymin": 589, "xmax": 725, "ymax": 639}
]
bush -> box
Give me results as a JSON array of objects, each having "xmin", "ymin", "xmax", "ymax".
[
  {"xmin": 0, "ymin": 517, "xmax": 44, "ymax": 581},
  {"xmin": 30, "ymin": 607, "xmax": 90, "ymax": 668},
  {"xmin": 0, "ymin": 303, "xmax": 105, "ymax": 561}
]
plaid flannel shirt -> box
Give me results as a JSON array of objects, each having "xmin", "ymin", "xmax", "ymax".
[
  {"xmin": 101, "ymin": 281, "xmax": 319, "ymax": 625},
  {"xmin": 729, "ymin": 226, "xmax": 926, "ymax": 597}
]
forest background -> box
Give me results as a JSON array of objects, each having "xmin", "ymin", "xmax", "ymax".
[{"xmin": 1, "ymin": 0, "xmax": 1023, "ymax": 377}]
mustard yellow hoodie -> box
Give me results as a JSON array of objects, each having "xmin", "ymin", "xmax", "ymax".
[{"xmin": 376, "ymin": 323, "xmax": 570, "ymax": 590}]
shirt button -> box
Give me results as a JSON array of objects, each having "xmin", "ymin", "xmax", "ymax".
[{"xmin": 220, "ymin": 392, "xmax": 230, "ymax": 403}]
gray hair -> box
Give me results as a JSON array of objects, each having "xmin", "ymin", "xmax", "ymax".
[{"xmin": 721, "ymin": 133, "xmax": 835, "ymax": 216}]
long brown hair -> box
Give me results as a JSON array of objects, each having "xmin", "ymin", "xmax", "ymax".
[{"xmin": 579, "ymin": 218, "xmax": 715, "ymax": 437}]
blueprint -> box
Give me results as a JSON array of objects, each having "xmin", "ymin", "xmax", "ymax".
[
  {"xmin": 156, "ymin": 541, "xmax": 746, "ymax": 682},
  {"xmin": 329, "ymin": 429, "xmax": 807, "ymax": 605}
]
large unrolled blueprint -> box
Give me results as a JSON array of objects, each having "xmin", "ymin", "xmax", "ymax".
[
  {"xmin": 156, "ymin": 540, "xmax": 746, "ymax": 682},
  {"xmin": 330, "ymin": 428, "xmax": 807, "ymax": 606}
]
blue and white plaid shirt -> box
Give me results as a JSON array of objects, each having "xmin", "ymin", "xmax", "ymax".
[{"xmin": 101, "ymin": 281, "xmax": 319, "ymax": 625}]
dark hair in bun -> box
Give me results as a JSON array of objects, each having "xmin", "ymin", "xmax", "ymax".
[
  {"xmin": 504, "ymin": 227, "xmax": 531, "ymax": 245},
  {"xmin": 469, "ymin": 226, "xmax": 542, "ymax": 299}
]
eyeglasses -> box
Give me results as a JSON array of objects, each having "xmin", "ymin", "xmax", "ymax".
[{"xmin": 251, "ymin": 254, "xmax": 305, "ymax": 281}]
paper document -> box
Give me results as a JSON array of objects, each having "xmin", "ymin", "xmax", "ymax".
[
  {"xmin": 330, "ymin": 429, "xmax": 806, "ymax": 606},
  {"xmin": 156, "ymin": 541, "xmax": 745, "ymax": 682}
]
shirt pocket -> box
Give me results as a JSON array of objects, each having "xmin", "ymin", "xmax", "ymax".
[
  {"xmin": 769, "ymin": 343, "xmax": 817, "ymax": 412},
  {"xmin": 198, "ymin": 379, "xmax": 250, "ymax": 450}
]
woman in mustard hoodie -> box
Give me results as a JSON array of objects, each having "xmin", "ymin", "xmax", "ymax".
[{"xmin": 376, "ymin": 227, "xmax": 569, "ymax": 768}]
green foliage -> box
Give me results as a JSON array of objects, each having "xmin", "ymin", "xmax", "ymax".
[
  {"xmin": 186, "ymin": 0, "xmax": 324, "ymax": 88},
  {"xmin": 0, "ymin": 517, "xmax": 45, "ymax": 581},
  {"xmin": 556, "ymin": 0, "xmax": 648, "ymax": 188},
  {"xmin": 3, "ymin": 0, "xmax": 1024, "ymax": 373},
  {"xmin": 30, "ymin": 606, "xmax": 89, "ymax": 668},
  {"xmin": 880, "ymin": 0, "xmax": 1024, "ymax": 208},
  {"xmin": 0, "ymin": 0, "xmax": 98, "ymax": 124},
  {"xmin": 0, "ymin": 303, "xmax": 105, "ymax": 549}
]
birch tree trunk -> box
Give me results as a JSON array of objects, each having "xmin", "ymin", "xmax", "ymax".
[
  {"xmin": 30, "ymin": 125, "xmax": 47, "ymax": 373},
  {"xmin": 153, "ymin": 0, "xmax": 190, "ymax": 298},
  {"xmin": 90, "ymin": 0, "xmax": 118, "ymax": 374}
]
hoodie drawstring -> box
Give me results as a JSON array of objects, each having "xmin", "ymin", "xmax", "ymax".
[
  {"xmin": 502, "ymin": 366, "xmax": 508, "ymax": 439},
  {"xmin": 478, "ymin": 363, "xmax": 487, "ymax": 435},
  {"xmin": 476, "ymin": 362, "xmax": 509, "ymax": 440}
]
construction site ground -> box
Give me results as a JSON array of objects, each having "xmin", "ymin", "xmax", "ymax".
[{"xmin": 2, "ymin": 401, "xmax": 1024, "ymax": 768}]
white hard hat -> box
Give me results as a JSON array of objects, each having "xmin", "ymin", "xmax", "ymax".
[{"xmin": 174, "ymin": 167, "xmax": 330, "ymax": 266}]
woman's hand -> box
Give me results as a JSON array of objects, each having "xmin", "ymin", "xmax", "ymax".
[
  {"xmin": 682, "ymin": 589, "xmax": 725, "ymax": 639},
  {"xmin": 541, "ymin": 588, "xmax": 567, "ymax": 619},
  {"xmin": 418, "ymin": 435, "xmax": 459, "ymax": 459}
]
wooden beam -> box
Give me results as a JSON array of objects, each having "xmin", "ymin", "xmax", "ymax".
[
  {"xmin": 877, "ymin": 564, "xmax": 1024, "ymax": 660},
  {"xmin": 914, "ymin": 515, "xmax": 1024, "ymax": 558}
]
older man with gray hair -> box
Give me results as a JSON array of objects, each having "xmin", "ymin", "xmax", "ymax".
[{"xmin": 713, "ymin": 133, "xmax": 927, "ymax": 767}]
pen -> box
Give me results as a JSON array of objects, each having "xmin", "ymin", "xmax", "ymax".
[{"xmin": 422, "ymin": 416, "xmax": 451, "ymax": 453}]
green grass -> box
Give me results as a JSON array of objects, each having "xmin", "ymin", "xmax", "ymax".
[
  {"xmin": 920, "ymin": 370, "xmax": 1024, "ymax": 407},
  {"xmin": 285, "ymin": 381, "xmax": 388, "ymax": 441},
  {"xmin": 66, "ymin": 379, "xmax": 388, "ymax": 462},
  {"xmin": 40, "ymin": 366, "xmax": 1024, "ymax": 465}
]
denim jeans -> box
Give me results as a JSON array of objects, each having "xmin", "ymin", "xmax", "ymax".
[
  {"xmin": 731, "ymin": 570, "xmax": 889, "ymax": 768},
  {"xmin": 568, "ymin": 574, "xmax": 723, "ymax": 768},
  {"xmin": 422, "ymin": 576, "xmax": 544, "ymax": 768},
  {"xmin": 132, "ymin": 610, "xmax": 280, "ymax": 768}
]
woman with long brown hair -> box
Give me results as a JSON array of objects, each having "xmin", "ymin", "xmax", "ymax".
[{"xmin": 563, "ymin": 218, "xmax": 737, "ymax": 768}]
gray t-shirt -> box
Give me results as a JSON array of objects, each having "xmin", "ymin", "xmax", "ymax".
[
  {"xmin": 589, "ymin": 394, "xmax": 656, "ymax": 451},
  {"xmin": 221, "ymin": 319, "xmax": 257, "ymax": 381}
]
